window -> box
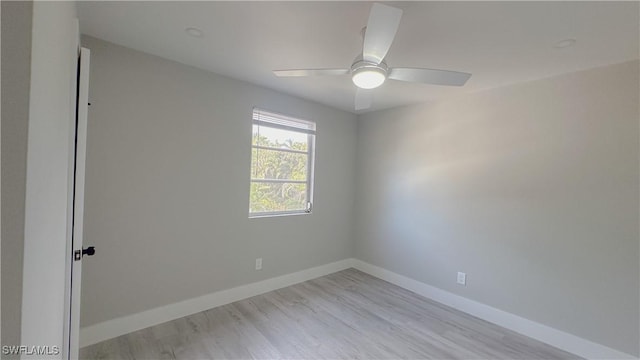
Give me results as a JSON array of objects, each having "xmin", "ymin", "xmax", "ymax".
[{"xmin": 249, "ymin": 108, "xmax": 316, "ymax": 217}]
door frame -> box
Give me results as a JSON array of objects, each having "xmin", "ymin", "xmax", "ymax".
[{"xmin": 63, "ymin": 46, "xmax": 90, "ymax": 360}]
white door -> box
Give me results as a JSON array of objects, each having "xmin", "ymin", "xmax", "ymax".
[{"xmin": 68, "ymin": 47, "xmax": 91, "ymax": 360}]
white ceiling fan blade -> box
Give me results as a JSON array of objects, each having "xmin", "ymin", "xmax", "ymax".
[
  {"xmin": 388, "ymin": 68, "xmax": 472, "ymax": 86},
  {"xmin": 355, "ymin": 88, "xmax": 373, "ymax": 111},
  {"xmin": 362, "ymin": 3, "xmax": 403, "ymax": 64},
  {"xmin": 273, "ymin": 69, "xmax": 349, "ymax": 77}
]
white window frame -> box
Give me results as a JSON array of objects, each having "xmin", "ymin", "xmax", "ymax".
[{"xmin": 249, "ymin": 108, "xmax": 316, "ymax": 218}]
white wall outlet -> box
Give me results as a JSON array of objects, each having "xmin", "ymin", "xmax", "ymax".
[
  {"xmin": 457, "ymin": 272, "xmax": 466, "ymax": 286},
  {"xmin": 255, "ymin": 258, "xmax": 262, "ymax": 270}
]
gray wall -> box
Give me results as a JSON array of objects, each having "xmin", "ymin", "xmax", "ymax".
[
  {"xmin": 79, "ymin": 36, "xmax": 358, "ymax": 327},
  {"xmin": 355, "ymin": 61, "xmax": 639, "ymax": 356},
  {"xmin": 1, "ymin": 0, "xmax": 32, "ymax": 353}
]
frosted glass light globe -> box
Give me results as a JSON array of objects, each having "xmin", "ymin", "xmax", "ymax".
[{"xmin": 352, "ymin": 67, "xmax": 386, "ymax": 89}]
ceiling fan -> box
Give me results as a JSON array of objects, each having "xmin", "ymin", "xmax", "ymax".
[{"xmin": 273, "ymin": 3, "xmax": 472, "ymax": 111}]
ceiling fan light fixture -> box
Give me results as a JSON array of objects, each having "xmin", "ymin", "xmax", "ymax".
[
  {"xmin": 352, "ymin": 69, "xmax": 386, "ymax": 89},
  {"xmin": 351, "ymin": 62, "xmax": 387, "ymax": 89}
]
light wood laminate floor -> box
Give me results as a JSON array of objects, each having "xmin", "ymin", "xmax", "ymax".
[{"xmin": 80, "ymin": 269, "xmax": 581, "ymax": 359}]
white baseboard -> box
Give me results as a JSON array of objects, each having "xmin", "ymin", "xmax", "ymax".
[
  {"xmin": 80, "ymin": 258, "xmax": 354, "ymax": 347},
  {"xmin": 351, "ymin": 259, "xmax": 637, "ymax": 360},
  {"xmin": 81, "ymin": 258, "xmax": 636, "ymax": 360}
]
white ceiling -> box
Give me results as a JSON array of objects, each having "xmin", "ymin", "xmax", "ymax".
[{"xmin": 78, "ymin": 1, "xmax": 639, "ymax": 114}]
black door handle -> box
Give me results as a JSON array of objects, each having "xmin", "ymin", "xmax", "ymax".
[
  {"xmin": 74, "ymin": 246, "xmax": 96, "ymax": 261},
  {"xmin": 82, "ymin": 246, "xmax": 95, "ymax": 257}
]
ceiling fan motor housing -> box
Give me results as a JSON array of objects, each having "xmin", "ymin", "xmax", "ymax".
[{"xmin": 351, "ymin": 59, "xmax": 388, "ymax": 89}]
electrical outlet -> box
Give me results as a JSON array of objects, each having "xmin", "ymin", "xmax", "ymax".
[
  {"xmin": 255, "ymin": 258, "xmax": 262, "ymax": 270},
  {"xmin": 457, "ymin": 272, "xmax": 466, "ymax": 286}
]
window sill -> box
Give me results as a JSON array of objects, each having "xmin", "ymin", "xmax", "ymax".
[{"xmin": 249, "ymin": 211, "xmax": 312, "ymax": 219}]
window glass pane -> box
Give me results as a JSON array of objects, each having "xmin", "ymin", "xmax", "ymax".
[
  {"xmin": 252, "ymin": 124, "xmax": 308, "ymax": 152},
  {"xmin": 249, "ymin": 182, "xmax": 307, "ymax": 213},
  {"xmin": 251, "ymin": 147, "xmax": 307, "ymax": 181},
  {"xmin": 249, "ymin": 109, "xmax": 314, "ymax": 217}
]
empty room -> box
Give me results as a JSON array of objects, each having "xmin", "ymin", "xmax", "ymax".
[{"xmin": 1, "ymin": 1, "xmax": 639, "ymax": 359}]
